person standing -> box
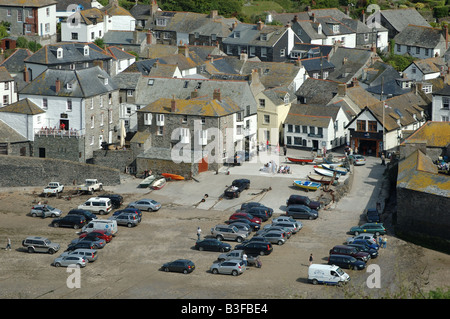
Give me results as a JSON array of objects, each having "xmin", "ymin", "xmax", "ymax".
[
  {"xmin": 283, "ymin": 145, "xmax": 287, "ymax": 156},
  {"xmin": 5, "ymin": 237, "xmax": 11, "ymax": 251},
  {"xmin": 381, "ymin": 153, "xmax": 386, "ymax": 166},
  {"xmin": 382, "ymin": 236, "xmax": 387, "ymax": 248},
  {"xmin": 309, "ymin": 253, "xmax": 314, "ymax": 265},
  {"xmin": 378, "ymin": 235, "xmax": 383, "ymax": 248},
  {"xmin": 197, "ymin": 227, "xmax": 202, "ymax": 241},
  {"xmin": 243, "ymin": 253, "xmax": 248, "ymax": 267}
]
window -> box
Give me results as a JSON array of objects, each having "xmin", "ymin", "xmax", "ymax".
[
  {"xmin": 182, "ymin": 115, "xmax": 187, "ymax": 123},
  {"xmin": 416, "ymin": 47, "xmax": 420, "ymax": 55},
  {"xmin": 46, "ymin": 7, "xmax": 50, "ymax": 17},
  {"xmin": 412, "ymin": 67, "xmax": 416, "ymax": 74},
  {"xmin": 194, "ymin": 32, "xmax": 199, "ymax": 39},
  {"xmin": 259, "ymin": 99, "xmax": 265, "ymax": 108},
  {"xmin": 263, "ymin": 115, "xmax": 270, "ymax": 124},
  {"xmin": 286, "ymin": 136, "xmax": 292, "ymax": 145},
  {"xmin": 3, "ymin": 95, "xmax": 8, "ymax": 105},
  {"xmin": 148, "ymin": 79, "xmax": 154, "ymax": 86},
  {"xmin": 42, "ymin": 98, "xmax": 48, "ymax": 109},
  {"xmin": 163, "ymin": 32, "xmax": 170, "ymax": 39},
  {"xmin": 261, "ymin": 47, "xmax": 267, "ymax": 57},
  {"xmin": 442, "ymin": 97, "xmax": 450, "ymax": 109},
  {"xmin": 7, "ymin": 9, "xmax": 11, "ymax": 16},
  {"xmin": 260, "ymin": 34, "xmax": 267, "ymax": 41},
  {"xmin": 368, "ymin": 121, "xmax": 377, "ymax": 132},
  {"xmin": 280, "ymin": 49, "xmax": 285, "ymax": 57},
  {"xmin": 144, "ymin": 113, "xmax": 152, "ymax": 125},
  {"xmin": 109, "ymin": 110, "xmax": 112, "ymax": 123},
  {"xmin": 357, "ymin": 120, "xmax": 366, "ymax": 131},
  {"xmin": 126, "ymin": 107, "xmax": 131, "ymax": 115},
  {"xmin": 249, "ymin": 46, "xmax": 255, "ymax": 56},
  {"xmin": 91, "ymin": 115, "xmax": 95, "ymax": 128},
  {"xmin": 90, "ymin": 136, "xmax": 94, "ymax": 145},
  {"xmin": 71, "ymin": 33, "xmax": 78, "ymax": 40},
  {"xmin": 425, "ymin": 48, "xmax": 430, "ymax": 56},
  {"xmin": 100, "ymin": 113, "xmax": 104, "ymax": 126},
  {"xmin": 201, "ymin": 117, "xmax": 206, "ymax": 125},
  {"xmin": 127, "ymin": 90, "xmax": 133, "ymax": 97},
  {"xmin": 25, "ymin": 24, "xmax": 32, "ymax": 33},
  {"xmin": 364, "ymin": 33, "xmax": 369, "ymax": 42},
  {"xmin": 295, "ymin": 125, "xmax": 300, "ymax": 133},
  {"xmin": 332, "ymin": 24, "xmax": 339, "ymax": 33},
  {"xmin": 91, "ymin": 32, "xmax": 95, "ymax": 40},
  {"xmin": 157, "ymin": 126, "xmax": 164, "ymax": 135},
  {"xmin": 287, "ymin": 124, "xmax": 293, "ymax": 132},
  {"xmin": 156, "ymin": 18, "xmax": 167, "ymax": 26},
  {"xmin": 66, "ymin": 99, "xmax": 72, "ymax": 111},
  {"xmin": 294, "ymin": 137, "xmax": 302, "ymax": 145},
  {"xmin": 234, "ymin": 31, "xmax": 240, "ymax": 38},
  {"xmin": 302, "ymin": 126, "xmax": 308, "ymax": 133},
  {"xmin": 442, "ymin": 116, "xmax": 449, "ymax": 121},
  {"xmin": 211, "ymin": 34, "xmax": 216, "ymax": 41},
  {"xmin": 18, "ymin": 10, "xmax": 23, "ymax": 22},
  {"xmin": 397, "ymin": 44, "xmax": 401, "ymax": 52},
  {"xmin": 45, "ymin": 23, "xmax": 50, "ymax": 33},
  {"xmin": 309, "ymin": 126, "xmax": 315, "ymax": 134},
  {"xmin": 4, "ymin": 82, "xmax": 9, "ymax": 90}
]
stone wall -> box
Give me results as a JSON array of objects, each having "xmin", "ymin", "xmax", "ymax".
[
  {"xmin": 93, "ymin": 149, "xmax": 136, "ymax": 174},
  {"xmin": 0, "ymin": 155, "xmax": 121, "ymax": 188}
]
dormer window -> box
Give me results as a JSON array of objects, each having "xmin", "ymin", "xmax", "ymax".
[
  {"xmin": 317, "ymin": 24, "xmax": 322, "ymax": 34},
  {"xmin": 156, "ymin": 18, "xmax": 167, "ymax": 26},
  {"xmin": 83, "ymin": 45, "xmax": 89, "ymax": 56},
  {"xmin": 261, "ymin": 34, "xmax": 267, "ymax": 41},
  {"xmin": 332, "ymin": 24, "xmax": 340, "ymax": 33},
  {"xmin": 234, "ymin": 31, "xmax": 240, "ymax": 38},
  {"xmin": 66, "ymin": 83, "xmax": 73, "ymax": 90},
  {"xmin": 57, "ymin": 48, "xmax": 63, "ymax": 59}
]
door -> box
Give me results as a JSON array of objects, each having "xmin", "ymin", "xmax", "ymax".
[
  {"xmin": 39, "ymin": 147, "xmax": 46, "ymax": 158},
  {"xmin": 198, "ymin": 156, "xmax": 208, "ymax": 173}
]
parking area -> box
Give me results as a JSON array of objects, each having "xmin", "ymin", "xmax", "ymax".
[{"xmin": 1, "ymin": 148, "xmax": 450, "ymax": 300}]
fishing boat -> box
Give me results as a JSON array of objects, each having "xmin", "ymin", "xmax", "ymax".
[
  {"xmin": 314, "ymin": 167, "xmax": 340, "ymax": 179},
  {"xmin": 138, "ymin": 175, "xmax": 156, "ymax": 188},
  {"xmin": 307, "ymin": 174, "xmax": 334, "ymax": 185},
  {"xmin": 286, "ymin": 157, "xmax": 315, "ymax": 165},
  {"xmin": 161, "ymin": 173, "xmax": 185, "ymax": 180},
  {"xmin": 151, "ymin": 177, "xmax": 167, "ymax": 190},
  {"xmin": 293, "ymin": 180, "xmax": 321, "ymax": 191},
  {"xmin": 321, "ymin": 163, "xmax": 348, "ymax": 175}
]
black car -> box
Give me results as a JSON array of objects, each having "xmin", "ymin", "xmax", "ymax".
[
  {"xmin": 365, "ymin": 208, "xmax": 380, "ymax": 223},
  {"xmin": 348, "ymin": 243, "xmax": 378, "ymax": 259},
  {"xmin": 98, "ymin": 194, "xmax": 123, "ymax": 209},
  {"xmin": 161, "ymin": 259, "xmax": 195, "ymax": 274},
  {"xmin": 235, "ymin": 241, "xmax": 273, "ymax": 256},
  {"xmin": 243, "ymin": 206, "xmax": 270, "ymax": 222},
  {"xmin": 286, "ymin": 195, "xmax": 321, "ymax": 210},
  {"xmin": 226, "ymin": 218, "xmax": 260, "ymax": 231},
  {"xmin": 285, "ymin": 205, "xmax": 318, "ymax": 220},
  {"xmin": 51, "ymin": 215, "xmax": 86, "ymax": 229},
  {"xmin": 66, "ymin": 241, "xmax": 95, "ymax": 252},
  {"xmin": 67, "ymin": 209, "xmax": 97, "ymax": 222},
  {"xmin": 194, "ymin": 238, "xmax": 231, "ymax": 252},
  {"xmin": 328, "ymin": 254, "xmax": 366, "ymax": 270},
  {"xmin": 224, "ymin": 179, "xmax": 250, "ymax": 199}
]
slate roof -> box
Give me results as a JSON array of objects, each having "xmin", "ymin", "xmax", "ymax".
[
  {"xmin": 300, "ymin": 56, "xmax": 335, "ymax": 73},
  {"xmin": 268, "ymin": 8, "xmax": 349, "ymax": 25},
  {"xmin": 112, "ymin": 72, "xmax": 141, "ymax": 90},
  {"xmin": 56, "ymin": 0, "xmax": 92, "ymax": 12},
  {"xmin": 129, "ymin": 4, "xmax": 151, "ymax": 20},
  {"xmin": 397, "ymin": 149, "xmax": 450, "ymax": 197},
  {"xmin": 19, "ymin": 66, "xmax": 117, "ymax": 98},
  {"xmin": 25, "ymin": 42, "xmax": 112, "ymax": 65},
  {"xmin": 327, "ymin": 47, "xmax": 375, "ymax": 83},
  {"xmin": 0, "ymin": 0, "xmax": 57, "ymax": 7},
  {"xmin": 223, "ymin": 22, "xmax": 290, "ymax": 48},
  {"xmin": 0, "ymin": 48, "xmax": 33, "ymax": 74},
  {"xmin": 285, "ymin": 103, "xmax": 341, "ymax": 128},
  {"xmin": 290, "ymin": 43, "xmax": 334, "ymax": 59},
  {"xmin": 372, "ymin": 8, "xmax": 431, "ymax": 33},
  {"xmin": 296, "ymin": 78, "xmax": 342, "ymax": 105},
  {"xmin": 393, "ymin": 25, "xmax": 445, "ymax": 48},
  {"xmin": 100, "ymin": 1, "xmax": 133, "ymax": 17},
  {"xmin": 262, "ymin": 85, "xmax": 297, "ymax": 106},
  {"xmin": 103, "ymin": 31, "xmax": 147, "ymax": 46},
  {"xmin": 0, "ymin": 67, "xmax": 14, "ymax": 82},
  {"xmin": 106, "ymin": 46, "xmax": 136, "ymax": 61},
  {"xmin": 0, "ymin": 98, "xmax": 44, "ymax": 115},
  {"xmin": 410, "ymin": 57, "xmax": 445, "ymax": 75},
  {"xmin": 0, "ymin": 119, "xmax": 28, "ymax": 143}
]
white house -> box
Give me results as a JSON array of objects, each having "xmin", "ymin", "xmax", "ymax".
[
  {"xmin": 0, "ymin": 67, "xmax": 17, "ymax": 108},
  {"xmin": 402, "ymin": 57, "xmax": 445, "ymax": 82},
  {"xmin": 431, "ymin": 85, "xmax": 450, "ymax": 122}
]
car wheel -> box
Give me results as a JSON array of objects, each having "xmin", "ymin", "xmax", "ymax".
[
  {"xmin": 312, "ymin": 279, "xmax": 318, "ymax": 285},
  {"xmin": 31, "ymin": 213, "xmax": 37, "ymax": 217},
  {"xmin": 48, "ymin": 249, "xmax": 55, "ymax": 255},
  {"xmin": 309, "ymin": 216, "xmax": 314, "ymax": 220},
  {"xmin": 127, "ymin": 223, "xmax": 132, "ymax": 228},
  {"xmin": 212, "ymin": 268, "xmax": 218, "ymax": 274},
  {"xmin": 53, "ymin": 223, "xmax": 59, "ymax": 228},
  {"xmin": 99, "ymin": 210, "xmax": 105, "ymax": 215},
  {"xmin": 73, "ymin": 224, "xmax": 79, "ymax": 229},
  {"xmin": 183, "ymin": 269, "xmax": 188, "ymax": 274},
  {"xmin": 232, "ymin": 270, "xmax": 238, "ymax": 276},
  {"xmin": 236, "ymin": 237, "xmax": 243, "ymax": 243},
  {"xmin": 220, "ymin": 248, "xmax": 227, "ymax": 252},
  {"xmin": 216, "ymin": 235, "xmax": 224, "ymax": 241},
  {"xmin": 259, "ymin": 251, "xmax": 265, "ymax": 256},
  {"xmin": 198, "ymin": 247, "xmax": 204, "ymax": 251},
  {"xmin": 51, "ymin": 214, "xmax": 57, "ymax": 218},
  {"xmin": 354, "ymin": 231, "xmax": 360, "ymax": 236},
  {"xmin": 277, "ymin": 240, "xmax": 284, "ymax": 245},
  {"xmin": 164, "ymin": 267, "xmax": 169, "ymax": 272},
  {"xmin": 148, "ymin": 208, "xmax": 152, "ymax": 212},
  {"xmin": 375, "ymin": 232, "xmax": 380, "ymax": 236},
  {"xmin": 54, "ymin": 262, "xmax": 61, "ymax": 267},
  {"xmin": 27, "ymin": 247, "xmax": 35, "ymax": 253}
]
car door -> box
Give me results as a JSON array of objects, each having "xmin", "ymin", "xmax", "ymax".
[{"xmin": 219, "ymin": 261, "xmax": 234, "ymax": 274}]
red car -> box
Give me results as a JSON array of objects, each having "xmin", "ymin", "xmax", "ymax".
[
  {"xmin": 79, "ymin": 230, "xmax": 113, "ymax": 243},
  {"xmin": 229, "ymin": 212, "xmax": 262, "ymax": 224}
]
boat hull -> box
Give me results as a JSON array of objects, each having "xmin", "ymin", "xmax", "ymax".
[
  {"xmin": 151, "ymin": 178, "xmax": 167, "ymax": 190},
  {"xmin": 287, "ymin": 157, "xmax": 315, "ymax": 165},
  {"xmin": 293, "ymin": 180, "xmax": 321, "ymax": 191},
  {"xmin": 308, "ymin": 174, "xmax": 333, "ymax": 185},
  {"xmin": 162, "ymin": 173, "xmax": 185, "ymax": 180},
  {"xmin": 314, "ymin": 167, "xmax": 340, "ymax": 178}
]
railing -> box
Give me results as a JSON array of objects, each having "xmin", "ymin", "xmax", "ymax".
[{"xmin": 35, "ymin": 127, "xmax": 85, "ymax": 138}]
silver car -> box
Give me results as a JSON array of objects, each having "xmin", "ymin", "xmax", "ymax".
[
  {"xmin": 211, "ymin": 224, "xmax": 248, "ymax": 242},
  {"xmin": 272, "ymin": 221, "xmax": 302, "ymax": 234},
  {"xmin": 109, "ymin": 213, "xmax": 139, "ymax": 227},
  {"xmin": 273, "ymin": 216, "xmax": 303, "ymax": 229},
  {"xmin": 257, "ymin": 231, "xmax": 286, "ymax": 245},
  {"xmin": 259, "ymin": 225, "xmax": 292, "ymax": 238},
  {"xmin": 128, "ymin": 199, "xmax": 161, "ymax": 212},
  {"xmin": 60, "ymin": 249, "xmax": 98, "ymax": 262},
  {"xmin": 210, "ymin": 259, "xmax": 246, "ymax": 276},
  {"xmin": 346, "ymin": 234, "xmax": 377, "ymax": 245},
  {"xmin": 53, "ymin": 255, "xmax": 87, "ymax": 268},
  {"xmin": 29, "ymin": 205, "xmax": 62, "ymax": 218}
]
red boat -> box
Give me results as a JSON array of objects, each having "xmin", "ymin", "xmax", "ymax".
[{"xmin": 286, "ymin": 157, "xmax": 315, "ymax": 165}]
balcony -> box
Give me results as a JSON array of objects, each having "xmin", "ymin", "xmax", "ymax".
[{"xmin": 35, "ymin": 127, "xmax": 85, "ymax": 138}]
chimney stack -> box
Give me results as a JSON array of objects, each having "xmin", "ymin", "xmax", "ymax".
[
  {"xmin": 213, "ymin": 89, "xmax": 221, "ymax": 101},
  {"xmin": 171, "ymin": 96, "xmax": 177, "ymax": 112},
  {"xmin": 23, "ymin": 66, "xmax": 29, "ymax": 83},
  {"xmin": 443, "ymin": 25, "xmax": 448, "ymax": 50},
  {"xmin": 257, "ymin": 20, "xmax": 264, "ymax": 31},
  {"xmin": 146, "ymin": 30, "xmax": 153, "ymax": 45},
  {"xmin": 209, "ymin": 10, "xmax": 218, "ymax": 19},
  {"xmin": 191, "ymin": 89, "xmax": 198, "ymax": 99},
  {"xmin": 55, "ymin": 78, "xmax": 61, "ymax": 93}
]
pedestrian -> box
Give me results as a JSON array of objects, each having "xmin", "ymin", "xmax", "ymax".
[
  {"xmin": 381, "ymin": 153, "xmax": 386, "ymax": 166},
  {"xmin": 309, "ymin": 253, "xmax": 313, "ymax": 265},
  {"xmin": 5, "ymin": 237, "xmax": 11, "ymax": 251},
  {"xmin": 243, "ymin": 253, "xmax": 248, "ymax": 267},
  {"xmin": 197, "ymin": 227, "xmax": 201, "ymax": 241},
  {"xmin": 382, "ymin": 236, "xmax": 387, "ymax": 248},
  {"xmin": 283, "ymin": 145, "xmax": 287, "ymax": 156},
  {"xmin": 378, "ymin": 235, "xmax": 383, "ymax": 248},
  {"xmin": 354, "ymin": 147, "xmax": 358, "ymax": 155}
]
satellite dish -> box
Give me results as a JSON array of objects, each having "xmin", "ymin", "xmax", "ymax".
[{"xmin": 367, "ymin": 4, "xmax": 380, "ymax": 14}]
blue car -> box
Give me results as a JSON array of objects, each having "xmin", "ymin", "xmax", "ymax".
[{"xmin": 352, "ymin": 239, "xmax": 379, "ymax": 251}]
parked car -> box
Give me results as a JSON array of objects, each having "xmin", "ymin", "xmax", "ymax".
[
  {"xmin": 66, "ymin": 241, "xmax": 96, "ymax": 252},
  {"xmin": 235, "ymin": 241, "xmax": 273, "ymax": 256},
  {"xmin": 349, "ymin": 223, "xmax": 386, "ymax": 236},
  {"xmin": 51, "ymin": 215, "xmax": 86, "ymax": 229},
  {"xmin": 240, "ymin": 202, "xmax": 273, "ymax": 216},
  {"xmin": 242, "ymin": 206, "xmax": 271, "ymax": 221},
  {"xmin": 42, "ymin": 182, "xmax": 64, "ymax": 197},
  {"xmin": 211, "ymin": 225, "xmax": 249, "ymax": 242},
  {"xmin": 161, "ymin": 259, "xmax": 195, "ymax": 274},
  {"xmin": 329, "ymin": 245, "xmax": 371, "ymax": 262},
  {"xmin": 60, "ymin": 249, "xmax": 98, "ymax": 262},
  {"xmin": 67, "ymin": 209, "xmax": 97, "ymax": 222},
  {"xmin": 194, "ymin": 238, "xmax": 231, "ymax": 252},
  {"xmin": 328, "ymin": 254, "xmax": 366, "ymax": 270},
  {"xmin": 348, "ymin": 243, "xmax": 378, "ymax": 259},
  {"xmin": 226, "ymin": 218, "xmax": 260, "ymax": 231},
  {"xmin": 308, "ymin": 264, "xmax": 350, "ymax": 286},
  {"xmin": 365, "ymin": 208, "xmax": 380, "ymax": 223},
  {"xmin": 351, "ymin": 239, "xmax": 379, "ymax": 251},
  {"xmin": 210, "ymin": 259, "xmax": 246, "ymax": 276},
  {"xmin": 224, "ymin": 179, "xmax": 250, "ymax": 199},
  {"xmin": 53, "ymin": 255, "xmax": 87, "ymax": 268},
  {"xmin": 286, "ymin": 194, "xmax": 321, "ymax": 210},
  {"xmin": 29, "ymin": 205, "xmax": 62, "ymax": 218},
  {"xmin": 259, "ymin": 225, "xmax": 291, "ymax": 238},
  {"xmin": 272, "ymin": 216, "xmax": 303, "ymax": 229},
  {"xmin": 78, "ymin": 230, "xmax": 112, "ymax": 243},
  {"xmin": 109, "ymin": 213, "xmax": 139, "ymax": 227},
  {"xmin": 272, "ymin": 221, "xmax": 302, "ymax": 234},
  {"xmin": 349, "ymin": 154, "xmax": 366, "ymax": 166},
  {"xmin": 98, "ymin": 194, "xmax": 123, "ymax": 209},
  {"xmin": 127, "ymin": 199, "xmax": 161, "ymax": 212},
  {"xmin": 113, "ymin": 208, "xmax": 142, "ymax": 222},
  {"xmin": 70, "ymin": 237, "xmax": 106, "ymax": 249},
  {"xmin": 22, "ymin": 236, "xmax": 60, "ymax": 254},
  {"xmin": 78, "ymin": 197, "xmax": 112, "ymax": 215},
  {"xmin": 228, "ymin": 212, "xmax": 262, "ymax": 224},
  {"xmin": 226, "ymin": 222, "xmax": 252, "ymax": 234},
  {"xmin": 285, "ymin": 205, "xmax": 318, "ymax": 220},
  {"xmin": 346, "ymin": 233, "xmax": 377, "ymax": 245},
  {"xmin": 256, "ymin": 231, "xmax": 286, "ymax": 245}
]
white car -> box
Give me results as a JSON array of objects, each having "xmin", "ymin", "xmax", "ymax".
[{"xmin": 352, "ymin": 155, "xmax": 366, "ymax": 166}]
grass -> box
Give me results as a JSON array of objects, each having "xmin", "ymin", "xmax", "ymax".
[{"xmin": 241, "ymin": 1, "xmax": 286, "ymax": 17}]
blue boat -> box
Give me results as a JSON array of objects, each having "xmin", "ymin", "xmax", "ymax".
[
  {"xmin": 293, "ymin": 180, "xmax": 321, "ymax": 191},
  {"xmin": 321, "ymin": 163, "xmax": 348, "ymax": 175}
]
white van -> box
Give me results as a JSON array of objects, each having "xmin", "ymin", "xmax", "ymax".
[
  {"xmin": 78, "ymin": 197, "xmax": 112, "ymax": 215},
  {"xmin": 308, "ymin": 264, "xmax": 350, "ymax": 286},
  {"xmin": 82, "ymin": 219, "xmax": 118, "ymax": 236}
]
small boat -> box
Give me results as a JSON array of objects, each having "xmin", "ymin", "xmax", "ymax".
[
  {"xmin": 322, "ymin": 163, "xmax": 348, "ymax": 175},
  {"xmin": 151, "ymin": 177, "xmax": 167, "ymax": 190},
  {"xmin": 286, "ymin": 157, "xmax": 315, "ymax": 165},
  {"xmin": 308, "ymin": 174, "xmax": 334, "ymax": 185},
  {"xmin": 161, "ymin": 173, "xmax": 185, "ymax": 180},
  {"xmin": 139, "ymin": 175, "xmax": 156, "ymax": 188},
  {"xmin": 314, "ymin": 167, "xmax": 340, "ymax": 179},
  {"xmin": 293, "ymin": 180, "xmax": 321, "ymax": 191}
]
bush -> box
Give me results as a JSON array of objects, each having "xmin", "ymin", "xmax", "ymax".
[{"xmin": 434, "ymin": 5, "xmax": 450, "ymax": 17}]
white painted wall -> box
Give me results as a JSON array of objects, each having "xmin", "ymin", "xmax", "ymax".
[
  {"xmin": 0, "ymin": 80, "xmax": 17, "ymax": 107},
  {"xmin": 432, "ymin": 94, "xmax": 450, "ymax": 121},
  {"xmin": 37, "ymin": 5, "xmax": 57, "ymax": 36}
]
